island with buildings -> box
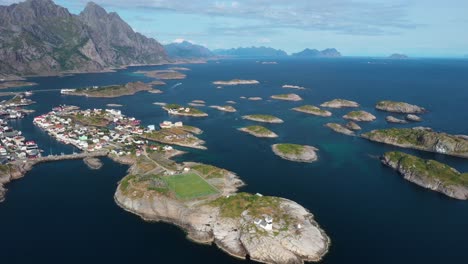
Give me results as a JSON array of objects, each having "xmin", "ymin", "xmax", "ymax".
[
  {"xmin": 242, "ymin": 114, "xmax": 284, "ymax": 124},
  {"xmin": 272, "ymin": 143, "xmax": 318, "ymax": 163},
  {"xmin": 320, "ymin": 99, "xmax": 359, "ymax": 108},
  {"xmin": 60, "ymin": 82, "xmax": 155, "ymax": 98},
  {"xmin": 271, "ymin": 93, "xmax": 303, "ymax": 101},
  {"xmin": 381, "ymin": 151, "xmax": 468, "ymax": 200},
  {"xmin": 362, "ymin": 127, "xmax": 468, "ymax": 158},
  {"xmin": 163, "ymin": 104, "xmax": 208, "ymax": 117},
  {"xmin": 292, "ymin": 105, "xmax": 332, "ymax": 117},
  {"xmin": 238, "ymin": 125, "xmax": 278, "ymax": 138}
]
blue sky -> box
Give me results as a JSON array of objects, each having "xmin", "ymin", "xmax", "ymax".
[{"xmin": 3, "ymin": 0, "xmax": 468, "ymax": 57}]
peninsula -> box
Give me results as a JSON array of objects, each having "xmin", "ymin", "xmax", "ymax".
[
  {"xmin": 381, "ymin": 152, "xmax": 468, "ymax": 200},
  {"xmin": 238, "ymin": 126, "xmax": 278, "ymax": 138},
  {"xmin": 362, "ymin": 127, "xmax": 468, "ymax": 158},
  {"xmin": 271, "ymin": 93, "xmax": 303, "ymax": 101},
  {"xmin": 163, "ymin": 104, "xmax": 208, "ymax": 117},
  {"xmin": 376, "ymin": 100, "xmax": 426, "ymax": 114},
  {"xmin": 212, "ymin": 79, "xmax": 260, "ymax": 86},
  {"xmin": 343, "ymin": 110, "xmax": 376, "ymax": 122},
  {"xmin": 292, "ymin": 105, "xmax": 332, "ymax": 117},
  {"xmin": 272, "ymin": 144, "xmax": 319, "ymax": 163},
  {"xmin": 242, "ymin": 114, "xmax": 284, "ymax": 123},
  {"xmin": 325, "ymin": 123, "xmax": 355, "ymax": 136},
  {"xmin": 320, "ymin": 99, "xmax": 359, "ymax": 108},
  {"xmin": 61, "ymin": 82, "xmax": 154, "ymax": 98}
]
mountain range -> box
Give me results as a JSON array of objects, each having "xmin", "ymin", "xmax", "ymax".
[
  {"xmin": 291, "ymin": 48, "xmax": 341, "ymax": 58},
  {"xmin": 0, "ymin": 0, "xmax": 167, "ymax": 76},
  {"xmin": 164, "ymin": 41, "xmax": 213, "ymax": 59},
  {"xmin": 213, "ymin": 47, "xmax": 288, "ymax": 57}
]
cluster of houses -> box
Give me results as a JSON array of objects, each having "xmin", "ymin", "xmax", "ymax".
[
  {"xmin": 159, "ymin": 121, "xmax": 183, "ymax": 129},
  {"xmin": 167, "ymin": 107, "xmax": 192, "ymax": 114},
  {"xmin": 0, "ymin": 94, "xmax": 41, "ymax": 164},
  {"xmin": 33, "ymin": 106, "xmax": 176, "ymax": 156}
]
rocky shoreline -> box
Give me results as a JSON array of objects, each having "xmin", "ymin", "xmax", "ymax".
[{"xmin": 381, "ymin": 152, "xmax": 468, "ymax": 200}]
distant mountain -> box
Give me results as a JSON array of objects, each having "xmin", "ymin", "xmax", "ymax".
[
  {"xmin": 0, "ymin": 0, "xmax": 167, "ymax": 76},
  {"xmin": 164, "ymin": 41, "xmax": 213, "ymax": 59},
  {"xmin": 292, "ymin": 48, "xmax": 342, "ymax": 58},
  {"xmin": 213, "ymin": 46, "xmax": 288, "ymax": 57},
  {"xmin": 388, "ymin": 53, "xmax": 409, "ymax": 59}
]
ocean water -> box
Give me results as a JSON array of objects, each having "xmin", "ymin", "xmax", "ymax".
[{"xmin": 1, "ymin": 58, "xmax": 468, "ymax": 264}]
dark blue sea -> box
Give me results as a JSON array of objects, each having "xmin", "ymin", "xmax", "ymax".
[{"xmin": 1, "ymin": 58, "xmax": 468, "ymax": 264}]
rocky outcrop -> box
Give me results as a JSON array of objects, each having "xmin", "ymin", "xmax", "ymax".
[
  {"xmin": 381, "ymin": 152, "xmax": 468, "ymax": 200},
  {"xmin": 242, "ymin": 115, "xmax": 283, "ymax": 124},
  {"xmin": 325, "ymin": 123, "xmax": 355, "ymax": 136},
  {"xmin": 406, "ymin": 114, "xmax": 422, "ymax": 122},
  {"xmin": 362, "ymin": 127, "xmax": 468, "ymax": 158},
  {"xmin": 386, "ymin": 116, "xmax": 408, "ymax": 124},
  {"xmin": 345, "ymin": 121, "xmax": 361, "ymax": 131},
  {"xmin": 83, "ymin": 157, "xmax": 103, "ymax": 170},
  {"xmin": 343, "ymin": 111, "xmax": 376, "ymax": 122},
  {"xmin": 0, "ymin": 0, "xmax": 167, "ymax": 76},
  {"xmin": 376, "ymin": 101, "xmax": 425, "ymax": 114},
  {"xmin": 320, "ymin": 99, "xmax": 359, "ymax": 108},
  {"xmin": 238, "ymin": 126, "xmax": 278, "ymax": 138},
  {"xmin": 272, "ymin": 144, "xmax": 318, "ymax": 163},
  {"xmin": 271, "ymin": 93, "xmax": 303, "ymax": 101},
  {"xmin": 292, "ymin": 105, "xmax": 331, "ymax": 117}
]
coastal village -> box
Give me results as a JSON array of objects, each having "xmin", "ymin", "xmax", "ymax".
[{"xmin": 0, "ymin": 93, "xmax": 41, "ymax": 164}]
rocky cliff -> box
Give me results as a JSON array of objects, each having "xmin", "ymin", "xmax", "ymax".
[
  {"xmin": 0, "ymin": 0, "xmax": 167, "ymax": 76},
  {"xmin": 381, "ymin": 152, "xmax": 468, "ymax": 200}
]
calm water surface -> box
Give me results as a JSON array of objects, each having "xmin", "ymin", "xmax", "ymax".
[{"xmin": 1, "ymin": 58, "xmax": 468, "ymax": 263}]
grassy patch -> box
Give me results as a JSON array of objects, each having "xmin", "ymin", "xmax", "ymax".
[
  {"xmin": 163, "ymin": 173, "xmax": 218, "ymax": 200},
  {"xmin": 275, "ymin": 143, "xmax": 305, "ymax": 155},
  {"xmin": 209, "ymin": 193, "xmax": 281, "ymax": 218},
  {"xmin": 191, "ymin": 164, "xmax": 226, "ymax": 179}
]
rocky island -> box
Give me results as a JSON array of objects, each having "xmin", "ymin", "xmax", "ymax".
[
  {"xmin": 376, "ymin": 100, "xmax": 426, "ymax": 114},
  {"xmin": 213, "ymin": 79, "xmax": 260, "ymax": 86},
  {"xmin": 163, "ymin": 104, "xmax": 208, "ymax": 117},
  {"xmin": 115, "ymin": 150, "xmax": 330, "ymax": 263},
  {"xmin": 271, "ymin": 93, "xmax": 303, "ymax": 101},
  {"xmin": 282, "ymin": 84, "xmax": 306, "ymax": 90},
  {"xmin": 242, "ymin": 114, "xmax": 284, "ymax": 124},
  {"xmin": 362, "ymin": 127, "xmax": 468, "ymax": 158},
  {"xmin": 345, "ymin": 121, "xmax": 361, "ymax": 131},
  {"xmin": 343, "ymin": 110, "xmax": 376, "ymax": 122},
  {"xmin": 381, "ymin": 152, "xmax": 468, "ymax": 200},
  {"xmin": 386, "ymin": 116, "xmax": 408, "ymax": 124},
  {"xmin": 136, "ymin": 70, "xmax": 186, "ymax": 80},
  {"xmin": 141, "ymin": 126, "xmax": 206, "ymax": 150},
  {"xmin": 62, "ymin": 82, "xmax": 154, "ymax": 98},
  {"xmin": 292, "ymin": 105, "xmax": 332, "ymax": 117},
  {"xmin": 238, "ymin": 126, "xmax": 278, "ymax": 138},
  {"xmin": 406, "ymin": 114, "xmax": 422, "ymax": 122},
  {"xmin": 210, "ymin": 105, "xmax": 237, "ymax": 112},
  {"xmin": 248, "ymin": 97, "xmax": 263, "ymax": 101},
  {"xmin": 272, "ymin": 144, "xmax": 319, "ymax": 163},
  {"xmin": 0, "ymin": 81, "xmax": 37, "ymax": 89},
  {"xmin": 325, "ymin": 123, "xmax": 355, "ymax": 136},
  {"xmin": 320, "ymin": 99, "xmax": 359, "ymax": 108}
]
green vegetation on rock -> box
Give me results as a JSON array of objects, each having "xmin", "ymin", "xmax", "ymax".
[
  {"xmin": 164, "ymin": 173, "xmax": 218, "ymax": 200},
  {"xmin": 275, "ymin": 143, "xmax": 305, "ymax": 155},
  {"xmin": 210, "ymin": 192, "xmax": 281, "ymax": 218}
]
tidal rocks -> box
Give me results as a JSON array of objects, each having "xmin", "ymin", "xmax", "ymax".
[
  {"xmin": 406, "ymin": 114, "xmax": 422, "ymax": 122},
  {"xmin": 238, "ymin": 126, "xmax": 278, "ymax": 138},
  {"xmin": 345, "ymin": 121, "xmax": 361, "ymax": 131},
  {"xmin": 325, "ymin": 123, "xmax": 355, "ymax": 136},
  {"xmin": 381, "ymin": 152, "xmax": 468, "ymax": 200},
  {"xmin": 362, "ymin": 127, "xmax": 468, "ymax": 158},
  {"xmin": 343, "ymin": 111, "xmax": 376, "ymax": 122},
  {"xmin": 386, "ymin": 116, "xmax": 408, "ymax": 124},
  {"xmin": 376, "ymin": 101, "xmax": 425, "ymax": 114},
  {"xmin": 210, "ymin": 105, "xmax": 237, "ymax": 113},
  {"xmin": 272, "ymin": 144, "xmax": 319, "ymax": 163},
  {"xmin": 242, "ymin": 114, "xmax": 284, "ymax": 124},
  {"xmin": 292, "ymin": 105, "xmax": 332, "ymax": 117},
  {"xmin": 320, "ymin": 99, "xmax": 359, "ymax": 108},
  {"xmin": 271, "ymin": 93, "xmax": 303, "ymax": 101},
  {"xmin": 282, "ymin": 84, "xmax": 306, "ymax": 90},
  {"xmin": 213, "ymin": 79, "xmax": 260, "ymax": 86}
]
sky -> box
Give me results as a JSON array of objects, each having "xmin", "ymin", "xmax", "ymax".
[{"xmin": 2, "ymin": 0, "xmax": 468, "ymax": 57}]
